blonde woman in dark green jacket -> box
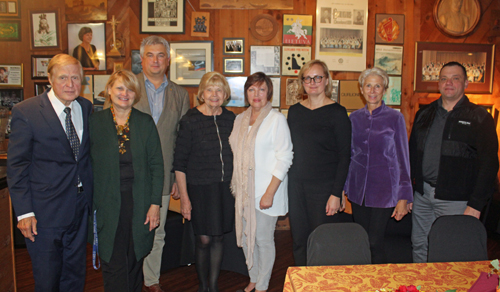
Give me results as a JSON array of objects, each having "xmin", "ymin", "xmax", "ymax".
[{"xmin": 90, "ymin": 70, "xmax": 164, "ymax": 292}]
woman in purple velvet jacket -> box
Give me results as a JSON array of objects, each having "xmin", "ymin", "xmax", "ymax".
[{"xmin": 344, "ymin": 67, "xmax": 413, "ymax": 264}]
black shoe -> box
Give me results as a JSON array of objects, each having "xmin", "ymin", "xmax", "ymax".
[{"xmin": 236, "ymin": 289, "xmax": 255, "ymax": 292}]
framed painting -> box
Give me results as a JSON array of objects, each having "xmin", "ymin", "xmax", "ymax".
[
  {"xmin": 223, "ymin": 38, "xmax": 244, "ymax": 55},
  {"xmin": 68, "ymin": 23, "xmax": 106, "ymax": 71},
  {"xmin": 282, "ymin": 46, "xmax": 311, "ymax": 76},
  {"xmin": 31, "ymin": 55, "xmax": 53, "ymax": 79},
  {"xmin": 191, "ymin": 12, "xmax": 209, "ymax": 37},
  {"xmin": 414, "ymin": 42, "xmax": 495, "ymax": 93},
  {"xmin": 283, "ymin": 14, "xmax": 312, "ymax": 45},
  {"xmin": 285, "ymin": 78, "xmax": 302, "ymax": 106},
  {"xmin": 81, "ymin": 74, "xmax": 93, "ymax": 103},
  {"xmin": 223, "ymin": 58, "xmax": 244, "ymax": 74},
  {"xmin": 0, "ymin": 64, "xmax": 22, "ymax": 86},
  {"xmin": 0, "ymin": 0, "xmax": 20, "ymax": 18},
  {"xmin": 64, "ymin": 0, "xmax": 107, "ymax": 21},
  {"xmin": 433, "ymin": 0, "xmax": 480, "ymax": 37},
  {"xmin": 141, "ymin": 0, "xmax": 185, "ymax": 34},
  {"xmin": 384, "ymin": 76, "xmax": 402, "ymax": 105},
  {"xmin": 374, "ymin": 45, "xmax": 403, "ymax": 75},
  {"xmin": 250, "ymin": 46, "xmax": 280, "ymax": 76},
  {"xmin": 131, "ymin": 50, "xmax": 143, "ymax": 74},
  {"xmin": 170, "ymin": 41, "xmax": 213, "ymax": 86},
  {"xmin": 375, "ymin": 14, "xmax": 405, "ymax": 44},
  {"xmin": 30, "ymin": 10, "xmax": 60, "ymax": 49},
  {"xmin": 0, "ymin": 19, "xmax": 20, "ymax": 41}
]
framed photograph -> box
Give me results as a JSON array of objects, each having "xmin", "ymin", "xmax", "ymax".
[
  {"xmin": 170, "ymin": 41, "xmax": 213, "ymax": 86},
  {"xmin": 0, "ymin": 19, "xmax": 20, "ymax": 41},
  {"xmin": 64, "ymin": 0, "xmax": 107, "ymax": 21},
  {"xmin": 286, "ymin": 78, "xmax": 302, "ymax": 106},
  {"xmin": 81, "ymin": 74, "xmax": 93, "ymax": 103},
  {"xmin": 93, "ymin": 74, "xmax": 110, "ymax": 105},
  {"xmin": 250, "ymin": 46, "xmax": 280, "ymax": 76},
  {"xmin": 331, "ymin": 80, "xmax": 339, "ymax": 102},
  {"xmin": 283, "ymin": 14, "xmax": 313, "ymax": 45},
  {"xmin": 68, "ymin": 23, "xmax": 106, "ymax": 71},
  {"xmin": 433, "ymin": 0, "xmax": 480, "ymax": 37},
  {"xmin": 225, "ymin": 77, "xmax": 247, "ymax": 107},
  {"xmin": 0, "ymin": 0, "xmax": 20, "ymax": 18},
  {"xmin": 375, "ymin": 14, "xmax": 405, "ymax": 44},
  {"xmin": 31, "ymin": 55, "xmax": 53, "ymax": 79},
  {"xmin": 223, "ymin": 38, "xmax": 244, "ymax": 55},
  {"xmin": 0, "ymin": 88, "xmax": 22, "ymax": 109},
  {"xmin": 270, "ymin": 77, "xmax": 281, "ymax": 107},
  {"xmin": 315, "ymin": 0, "xmax": 368, "ymax": 72},
  {"xmin": 131, "ymin": 50, "xmax": 143, "ymax": 74},
  {"xmin": 384, "ymin": 76, "xmax": 402, "ymax": 105},
  {"xmin": 191, "ymin": 12, "xmax": 209, "ymax": 37},
  {"xmin": 414, "ymin": 42, "xmax": 495, "ymax": 93},
  {"xmin": 34, "ymin": 81, "xmax": 51, "ymax": 96},
  {"xmin": 30, "ymin": 10, "xmax": 60, "ymax": 49},
  {"xmin": 282, "ymin": 46, "xmax": 312, "ymax": 76},
  {"xmin": 223, "ymin": 58, "xmax": 244, "ymax": 74},
  {"xmin": 339, "ymin": 80, "xmax": 364, "ymax": 110},
  {"xmin": 0, "ymin": 64, "xmax": 22, "ymax": 86},
  {"xmin": 374, "ymin": 45, "xmax": 403, "ymax": 75},
  {"xmin": 141, "ymin": 0, "xmax": 185, "ymax": 34}
]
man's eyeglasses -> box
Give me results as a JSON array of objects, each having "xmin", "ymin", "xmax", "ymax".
[{"xmin": 302, "ymin": 76, "xmax": 324, "ymax": 84}]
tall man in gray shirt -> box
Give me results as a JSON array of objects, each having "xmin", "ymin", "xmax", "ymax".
[{"xmin": 409, "ymin": 61, "xmax": 498, "ymax": 263}]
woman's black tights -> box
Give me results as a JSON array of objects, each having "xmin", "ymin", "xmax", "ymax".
[{"xmin": 195, "ymin": 235, "xmax": 223, "ymax": 292}]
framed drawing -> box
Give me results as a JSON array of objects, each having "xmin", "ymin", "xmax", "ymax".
[
  {"xmin": 0, "ymin": 0, "xmax": 20, "ymax": 18},
  {"xmin": 374, "ymin": 45, "xmax": 403, "ymax": 75},
  {"xmin": 331, "ymin": 80, "xmax": 339, "ymax": 102},
  {"xmin": 285, "ymin": 78, "xmax": 302, "ymax": 106},
  {"xmin": 384, "ymin": 76, "xmax": 402, "ymax": 105},
  {"xmin": 283, "ymin": 14, "xmax": 313, "ymax": 45},
  {"xmin": 68, "ymin": 23, "xmax": 106, "ymax": 71},
  {"xmin": 141, "ymin": 0, "xmax": 185, "ymax": 34},
  {"xmin": 93, "ymin": 74, "xmax": 110, "ymax": 105},
  {"xmin": 200, "ymin": 0, "xmax": 292, "ymax": 10},
  {"xmin": 223, "ymin": 38, "xmax": 244, "ymax": 55},
  {"xmin": 223, "ymin": 58, "xmax": 244, "ymax": 74},
  {"xmin": 250, "ymin": 46, "xmax": 280, "ymax": 76},
  {"xmin": 0, "ymin": 88, "xmax": 22, "ymax": 109},
  {"xmin": 433, "ymin": 0, "xmax": 480, "ymax": 37},
  {"xmin": 170, "ymin": 41, "xmax": 213, "ymax": 86},
  {"xmin": 64, "ymin": 0, "xmax": 107, "ymax": 21},
  {"xmin": 34, "ymin": 81, "xmax": 51, "ymax": 96},
  {"xmin": 270, "ymin": 77, "xmax": 280, "ymax": 107},
  {"xmin": 282, "ymin": 46, "xmax": 311, "ymax": 76},
  {"xmin": 131, "ymin": 50, "xmax": 143, "ymax": 74},
  {"xmin": 31, "ymin": 55, "xmax": 53, "ymax": 79},
  {"xmin": 414, "ymin": 42, "xmax": 495, "ymax": 93},
  {"xmin": 315, "ymin": 0, "xmax": 368, "ymax": 72},
  {"xmin": 375, "ymin": 14, "xmax": 405, "ymax": 44},
  {"xmin": 191, "ymin": 12, "xmax": 209, "ymax": 37},
  {"xmin": 0, "ymin": 64, "xmax": 22, "ymax": 86},
  {"xmin": 339, "ymin": 80, "xmax": 364, "ymax": 110},
  {"xmin": 30, "ymin": 10, "xmax": 60, "ymax": 49},
  {"xmin": 225, "ymin": 77, "xmax": 247, "ymax": 107},
  {"xmin": 0, "ymin": 19, "xmax": 20, "ymax": 41}
]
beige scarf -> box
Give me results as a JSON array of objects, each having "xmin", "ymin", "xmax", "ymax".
[{"xmin": 230, "ymin": 101, "xmax": 272, "ymax": 269}]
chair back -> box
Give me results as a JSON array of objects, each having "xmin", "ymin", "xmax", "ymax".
[
  {"xmin": 307, "ymin": 223, "xmax": 371, "ymax": 266},
  {"xmin": 427, "ymin": 215, "xmax": 488, "ymax": 262}
]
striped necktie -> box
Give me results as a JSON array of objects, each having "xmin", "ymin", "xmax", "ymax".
[{"xmin": 64, "ymin": 107, "xmax": 80, "ymax": 160}]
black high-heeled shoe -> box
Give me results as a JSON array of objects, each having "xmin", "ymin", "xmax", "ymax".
[{"xmin": 235, "ymin": 289, "xmax": 255, "ymax": 292}]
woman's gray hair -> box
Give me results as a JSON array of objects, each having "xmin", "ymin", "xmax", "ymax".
[
  {"xmin": 140, "ymin": 36, "xmax": 170, "ymax": 58},
  {"xmin": 358, "ymin": 67, "xmax": 389, "ymax": 89}
]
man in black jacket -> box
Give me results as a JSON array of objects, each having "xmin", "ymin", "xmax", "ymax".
[{"xmin": 409, "ymin": 61, "xmax": 498, "ymax": 263}]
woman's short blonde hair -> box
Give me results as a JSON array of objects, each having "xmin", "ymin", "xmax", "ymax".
[
  {"xmin": 297, "ymin": 59, "xmax": 333, "ymax": 97},
  {"xmin": 358, "ymin": 67, "xmax": 389, "ymax": 90},
  {"xmin": 197, "ymin": 72, "xmax": 231, "ymax": 102},
  {"xmin": 105, "ymin": 70, "xmax": 141, "ymax": 106}
]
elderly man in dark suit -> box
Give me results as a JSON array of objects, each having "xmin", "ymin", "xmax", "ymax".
[{"xmin": 7, "ymin": 54, "xmax": 93, "ymax": 291}]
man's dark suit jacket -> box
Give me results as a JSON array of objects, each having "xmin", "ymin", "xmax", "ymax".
[{"xmin": 7, "ymin": 91, "xmax": 93, "ymax": 227}]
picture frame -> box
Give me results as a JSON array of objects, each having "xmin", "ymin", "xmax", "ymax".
[
  {"xmin": 0, "ymin": 19, "xmax": 20, "ymax": 41},
  {"xmin": 384, "ymin": 76, "xmax": 402, "ymax": 105},
  {"xmin": 30, "ymin": 10, "xmax": 60, "ymax": 49},
  {"xmin": 191, "ymin": 12, "xmax": 209, "ymax": 37},
  {"xmin": 170, "ymin": 41, "xmax": 213, "ymax": 86},
  {"xmin": 64, "ymin": 0, "xmax": 107, "ymax": 21},
  {"xmin": 113, "ymin": 61, "xmax": 124, "ymax": 73},
  {"xmin": 339, "ymin": 80, "xmax": 364, "ymax": 110},
  {"xmin": 31, "ymin": 55, "xmax": 53, "ymax": 79},
  {"xmin": 140, "ymin": 0, "xmax": 185, "ymax": 34},
  {"xmin": 414, "ymin": 42, "xmax": 495, "ymax": 93},
  {"xmin": 250, "ymin": 46, "xmax": 280, "ymax": 76},
  {"xmin": 331, "ymin": 80, "xmax": 339, "ymax": 102},
  {"xmin": 285, "ymin": 78, "xmax": 302, "ymax": 106},
  {"xmin": 0, "ymin": 88, "xmax": 22, "ymax": 109},
  {"xmin": 375, "ymin": 14, "xmax": 405, "ymax": 44},
  {"xmin": 374, "ymin": 45, "xmax": 403, "ymax": 75},
  {"xmin": 433, "ymin": 0, "xmax": 480, "ymax": 37},
  {"xmin": 270, "ymin": 77, "xmax": 281, "ymax": 107},
  {"xmin": 282, "ymin": 46, "xmax": 312, "ymax": 76},
  {"xmin": 223, "ymin": 58, "xmax": 244, "ymax": 74},
  {"xmin": 131, "ymin": 50, "xmax": 143, "ymax": 74},
  {"xmin": 283, "ymin": 14, "xmax": 313, "ymax": 45},
  {"xmin": 92, "ymin": 74, "xmax": 110, "ymax": 105},
  {"xmin": 199, "ymin": 0, "xmax": 292, "ymax": 10},
  {"xmin": 81, "ymin": 74, "xmax": 93, "ymax": 103},
  {"xmin": 223, "ymin": 38, "xmax": 244, "ymax": 55},
  {"xmin": 0, "ymin": 64, "xmax": 22, "ymax": 86},
  {"xmin": 0, "ymin": 0, "xmax": 20, "ymax": 18},
  {"xmin": 68, "ymin": 23, "xmax": 106, "ymax": 71},
  {"xmin": 225, "ymin": 77, "xmax": 247, "ymax": 107},
  {"xmin": 34, "ymin": 81, "xmax": 51, "ymax": 96}
]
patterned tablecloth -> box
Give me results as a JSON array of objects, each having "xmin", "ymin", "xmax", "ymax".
[{"xmin": 283, "ymin": 260, "xmax": 493, "ymax": 291}]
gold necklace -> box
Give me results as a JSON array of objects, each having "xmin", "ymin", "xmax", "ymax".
[{"xmin": 111, "ymin": 105, "xmax": 131, "ymax": 154}]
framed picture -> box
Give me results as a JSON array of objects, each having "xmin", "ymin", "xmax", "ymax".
[
  {"xmin": 191, "ymin": 12, "xmax": 209, "ymax": 37},
  {"xmin": 223, "ymin": 38, "xmax": 244, "ymax": 55},
  {"xmin": 68, "ymin": 23, "xmax": 106, "ymax": 71},
  {"xmin": 433, "ymin": 0, "xmax": 480, "ymax": 37},
  {"xmin": 375, "ymin": 14, "xmax": 405, "ymax": 44},
  {"xmin": 282, "ymin": 46, "xmax": 312, "ymax": 76},
  {"xmin": 270, "ymin": 77, "xmax": 281, "ymax": 107},
  {"xmin": 200, "ymin": 0, "xmax": 292, "ymax": 9},
  {"xmin": 0, "ymin": 19, "xmax": 20, "ymax": 41},
  {"xmin": 283, "ymin": 14, "xmax": 313, "ymax": 45},
  {"xmin": 280, "ymin": 109, "xmax": 289, "ymax": 118},
  {"xmin": 64, "ymin": 0, "xmax": 107, "ymax": 21},
  {"xmin": 34, "ymin": 81, "xmax": 51, "ymax": 96},
  {"xmin": 339, "ymin": 80, "xmax": 364, "ymax": 110},
  {"xmin": 223, "ymin": 58, "xmax": 244, "ymax": 74},
  {"xmin": 414, "ymin": 42, "xmax": 495, "ymax": 93},
  {"xmin": 285, "ymin": 78, "xmax": 302, "ymax": 106},
  {"xmin": 374, "ymin": 45, "xmax": 403, "ymax": 75},
  {"xmin": 131, "ymin": 50, "xmax": 143, "ymax": 74},
  {"xmin": 331, "ymin": 80, "xmax": 339, "ymax": 102},
  {"xmin": 225, "ymin": 77, "xmax": 247, "ymax": 107},
  {"xmin": 0, "ymin": 88, "xmax": 22, "ymax": 109},
  {"xmin": 141, "ymin": 0, "xmax": 185, "ymax": 34},
  {"xmin": 384, "ymin": 76, "xmax": 402, "ymax": 105},
  {"xmin": 170, "ymin": 41, "xmax": 213, "ymax": 86},
  {"xmin": 93, "ymin": 74, "xmax": 110, "ymax": 105},
  {"xmin": 81, "ymin": 74, "xmax": 93, "ymax": 103},
  {"xmin": 113, "ymin": 62, "xmax": 124, "ymax": 73},
  {"xmin": 0, "ymin": 64, "xmax": 22, "ymax": 86},
  {"xmin": 31, "ymin": 55, "xmax": 53, "ymax": 79},
  {"xmin": 250, "ymin": 46, "xmax": 280, "ymax": 76},
  {"xmin": 30, "ymin": 10, "xmax": 60, "ymax": 49},
  {"xmin": 0, "ymin": 0, "xmax": 20, "ymax": 18}
]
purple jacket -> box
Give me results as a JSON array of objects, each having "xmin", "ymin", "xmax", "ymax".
[{"xmin": 344, "ymin": 102, "xmax": 413, "ymax": 208}]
